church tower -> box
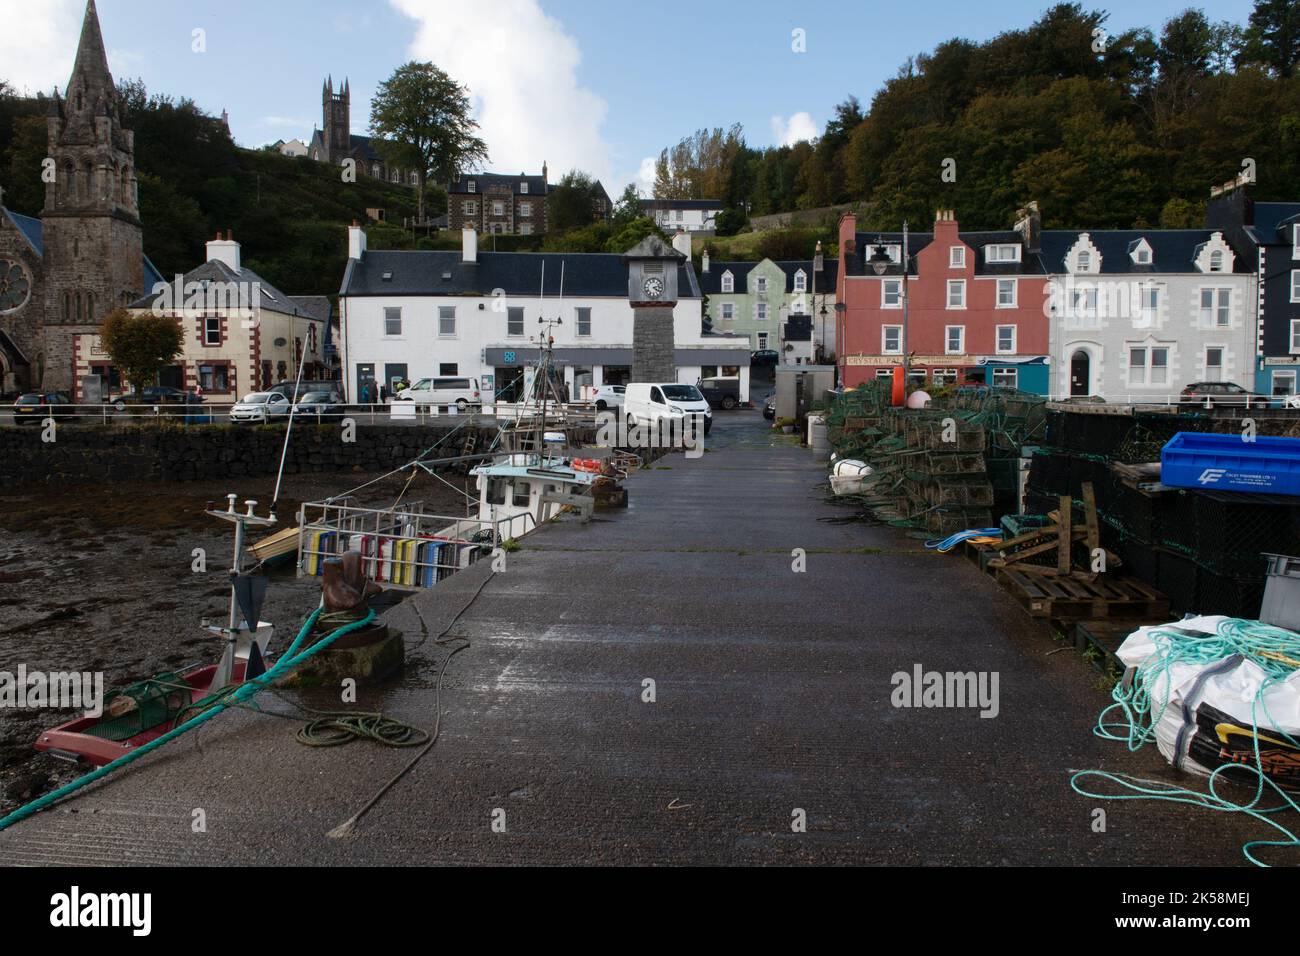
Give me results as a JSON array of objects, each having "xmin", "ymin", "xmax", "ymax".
[
  {"xmin": 41, "ymin": 0, "xmax": 144, "ymax": 390},
  {"xmin": 322, "ymin": 76, "xmax": 351, "ymax": 164}
]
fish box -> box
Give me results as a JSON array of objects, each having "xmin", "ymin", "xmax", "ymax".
[{"xmin": 1161, "ymin": 433, "xmax": 1300, "ymax": 496}]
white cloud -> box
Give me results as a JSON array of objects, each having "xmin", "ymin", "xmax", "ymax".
[
  {"xmin": 635, "ymin": 156, "xmax": 656, "ymax": 194},
  {"xmin": 770, "ymin": 111, "xmax": 818, "ymax": 148},
  {"xmin": 389, "ymin": 0, "xmax": 611, "ymax": 185},
  {"xmin": 0, "ymin": 0, "xmax": 81, "ymax": 96}
]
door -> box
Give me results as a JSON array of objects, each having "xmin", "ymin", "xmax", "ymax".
[
  {"xmin": 356, "ymin": 364, "xmax": 376, "ymax": 404},
  {"xmin": 1070, "ymin": 350, "xmax": 1091, "ymax": 397}
]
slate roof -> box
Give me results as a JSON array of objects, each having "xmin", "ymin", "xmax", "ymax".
[
  {"xmin": 699, "ymin": 260, "xmax": 839, "ymax": 295},
  {"xmin": 341, "ymin": 250, "xmax": 701, "ymax": 300},
  {"xmin": 128, "ymin": 259, "xmax": 324, "ymax": 318},
  {"xmin": 448, "ymin": 172, "xmax": 548, "ymax": 196},
  {"xmin": 288, "ymin": 295, "xmax": 332, "ymax": 324},
  {"xmin": 848, "ymin": 228, "xmax": 1248, "ymax": 276},
  {"xmin": 642, "ymin": 199, "xmax": 725, "ymax": 211},
  {"xmin": 1253, "ymin": 202, "xmax": 1300, "ymax": 243}
]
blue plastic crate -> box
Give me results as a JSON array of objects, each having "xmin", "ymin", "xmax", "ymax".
[{"xmin": 1162, "ymin": 432, "xmax": 1300, "ymax": 496}]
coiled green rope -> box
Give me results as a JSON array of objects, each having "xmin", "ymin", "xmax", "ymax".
[{"xmin": 1070, "ymin": 618, "xmax": 1300, "ymax": 867}]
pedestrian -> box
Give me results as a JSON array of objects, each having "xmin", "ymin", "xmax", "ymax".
[{"xmin": 360, "ymin": 383, "xmax": 371, "ymax": 404}]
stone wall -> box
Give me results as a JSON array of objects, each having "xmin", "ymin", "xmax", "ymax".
[{"xmin": 0, "ymin": 423, "xmax": 476, "ymax": 485}]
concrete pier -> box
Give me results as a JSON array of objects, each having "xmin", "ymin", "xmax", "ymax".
[{"xmin": 0, "ymin": 413, "xmax": 1269, "ymax": 864}]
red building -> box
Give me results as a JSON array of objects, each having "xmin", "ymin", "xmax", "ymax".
[{"xmin": 835, "ymin": 209, "xmax": 1051, "ymax": 394}]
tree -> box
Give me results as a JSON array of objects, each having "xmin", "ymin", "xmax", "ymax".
[
  {"xmin": 611, "ymin": 183, "xmax": 644, "ymax": 229},
  {"xmin": 98, "ymin": 309, "xmax": 184, "ymax": 398},
  {"xmin": 369, "ymin": 62, "xmax": 489, "ymax": 223},
  {"xmin": 605, "ymin": 216, "xmax": 667, "ymax": 254},
  {"xmin": 1242, "ymin": 0, "xmax": 1300, "ymax": 77},
  {"xmin": 548, "ymin": 170, "xmax": 601, "ymax": 231}
]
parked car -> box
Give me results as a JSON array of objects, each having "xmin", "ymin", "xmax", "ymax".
[
  {"xmin": 763, "ymin": 395, "xmax": 776, "ymax": 421},
  {"xmin": 230, "ymin": 391, "xmax": 291, "ymax": 424},
  {"xmin": 624, "ymin": 383, "xmax": 713, "ymax": 437},
  {"xmin": 110, "ymin": 386, "xmax": 200, "ymax": 411},
  {"xmin": 592, "ymin": 385, "xmax": 626, "ymax": 411},
  {"xmin": 751, "ymin": 349, "xmax": 780, "ymax": 368},
  {"xmin": 698, "ymin": 376, "xmax": 741, "ymax": 411},
  {"xmin": 13, "ymin": 392, "xmax": 74, "ymax": 425},
  {"xmin": 270, "ymin": 380, "xmax": 343, "ymax": 403},
  {"xmin": 293, "ymin": 391, "xmax": 346, "ymax": 421},
  {"xmin": 1178, "ymin": 382, "xmax": 1271, "ymax": 409},
  {"xmin": 397, "ymin": 377, "xmax": 482, "ymax": 411}
]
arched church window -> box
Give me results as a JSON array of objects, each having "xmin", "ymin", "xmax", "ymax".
[{"xmin": 87, "ymin": 292, "xmax": 94, "ymax": 320}]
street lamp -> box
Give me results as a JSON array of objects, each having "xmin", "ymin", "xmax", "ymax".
[{"xmin": 867, "ymin": 225, "xmax": 912, "ymax": 388}]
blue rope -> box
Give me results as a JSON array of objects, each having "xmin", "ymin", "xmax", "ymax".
[
  {"xmin": 1070, "ymin": 618, "xmax": 1300, "ymax": 867},
  {"xmin": 924, "ymin": 528, "xmax": 1002, "ymax": 553},
  {"xmin": 0, "ymin": 607, "xmax": 376, "ymax": 833}
]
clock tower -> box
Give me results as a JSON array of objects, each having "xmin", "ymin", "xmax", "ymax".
[{"xmin": 623, "ymin": 235, "xmax": 682, "ymax": 383}]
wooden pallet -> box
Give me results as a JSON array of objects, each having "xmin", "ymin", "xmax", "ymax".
[
  {"xmin": 998, "ymin": 567, "xmax": 1170, "ymax": 620},
  {"xmin": 1074, "ymin": 620, "xmax": 1140, "ymax": 676}
]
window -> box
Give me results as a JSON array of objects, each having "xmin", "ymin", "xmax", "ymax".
[
  {"xmin": 1071, "ymin": 286, "xmax": 1098, "ymax": 320},
  {"xmin": 1204, "ymin": 347, "xmax": 1224, "ymax": 382},
  {"xmin": 757, "ymin": 333, "xmax": 768, "ymax": 350},
  {"xmin": 1208, "ymin": 250, "xmax": 1225, "ymax": 272},
  {"xmin": 794, "ymin": 271, "xmax": 807, "ymax": 293},
  {"xmin": 986, "ymin": 244, "xmax": 1022, "ymax": 263},
  {"xmin": 520, "ymin": 202, "xmax": 532, "ymax": 218},
  {"xmin": 492, "ymin": 201, "xmax": 505, "ymax": 217},
  {"xmin": 1141, "ymin": 286, "xmax": 1160, "ymax": 314},
  {"xmin": 204, "ymin": 317, "xmax": 221, "ymax": 345},
  {"xmin": 439, "ymin": 364, "xmax": 459, "ymax": 376},
  {"xmin": 1135, "ymin": 247, "xmax": 1151, "ymax": 265},
  {"xmin": 520, "ymin": 182, "xmax": 529, "ymax": 194},
  {"xmin": 1274, "ymin": 370, "xmax": 1297, "ymax": 396},
  {"xmin": 1200, "ymin": 288, "xmax": 1231, "ymax": 327},
  {"xmin": 468, "ymin": 180, "xmax": 476, "ymax": 193},
  {"xmin": 720, "ymin": 302, "xmax": 735, "ymax": 321},
  {"xmin": 949, "ymin": 247, "xmax": 966, "ymax": 268},
  {"xmin": 996, "ymin": 325, "xmax": 1016, "ymax": 354},
  {"xmin": 462, "ymin": 201, "xmax": 477, "ymax": 216},
  {"xmin": 438, "ymin": 306, "xmax": 456, "ymax": 337},
  {"xmin": 1077, "ymin": 251, "xmax": 1091, "ymax": 272},
  {"xmin": 1292, "ymin": 270, "xmax": 1300, "ymax": 303},
  {"xmin": 1294, "ymin": 225, "xmax": 1300, "ymax": 260},
  {"xmin": 932, "ymin": 368, "xmax": 959, "ymax": 386},
  {"xmin": 576, "ymin": 307, "xmax": 592, "ymax": 337},
  {"xmin": 882, "ymin": 326, "xmax": 902, "ymax": 354},
  {"xmin": 520, "ymin": 223, "xmax": 533, "ymax": 236},
  {"xmin": 384, "ymin": 307, "xmax": 402, "ymax": 337},
  {"xmin": 992, "ymin": 367, "xmax": 1018, "ymax": 388},
  {"xmin": 756, "ymin": 303, "xmax": 769, "ymax": 322},
  {"xmin": 945, "ymin": 325, "xmax": 965, "ymax": 354},
  {"xmin": 947, "ymin": 280, "xmax": 966, "ymax": 309},
  {"xmin": 199, "ymin": 364, "xmax": 230, "ymax": 393},
  {"xmin": 996, "ymin": 279, "xmax": 1016, "ymax": 308},
  {"xmin": 1292, "ymin": 319, "xmax": 1300, "ymax": 353},
  {"xmin": 507, "ymin": 307, "xmax": 524, "ymax": 337},
  {"xmin": 1128, "ymin": 346, "xmax": 1170, "ymax": 387},
  {"xmin": 756, "ymin": 276, "xmax": 768, "ymax": 294},
  {"xmin": 721, "ymin": 272, "xmax": 734, "ymax": 293},
  {"xmin": 675, "ymin": 210, "xmax": 683, "ymax": 221},
  {"xmin": 875, "ymin": 368, "xmax": 895, "ymax": 381},
  {"xmin": 882, "ymin": 279, "xmax": 902, "ymax": 308}
]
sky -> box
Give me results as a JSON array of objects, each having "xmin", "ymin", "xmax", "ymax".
[{"xmin": 0, "ymin": 0, "xmax": 1260, "ymax": 195}]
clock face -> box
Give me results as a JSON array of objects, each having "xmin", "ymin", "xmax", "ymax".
[
  {"xmin": 642, "ymin": 276, "xmax": 664, "ymax": 300},
  {"xmin": 0, "ymin": 259, "xmax": 31, "ymax": 313}
]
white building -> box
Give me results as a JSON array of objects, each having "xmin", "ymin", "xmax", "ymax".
[
  {"xmin": 339, "ymin": 225, "xmax": 751, "ymax": 404},
  {"xmin": 1041, "ymin": 229, "xmax": 1257, "ymax": 401},
  {"xmin": 642, "ymin": 199, "xmax": 723, "ymax": 234}
]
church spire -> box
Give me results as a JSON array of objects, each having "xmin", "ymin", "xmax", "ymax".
[{"xmin": 67, "ymin": 0, "xmax": 115, "ymax": 110}]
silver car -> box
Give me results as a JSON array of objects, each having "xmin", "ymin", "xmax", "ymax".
[{"xmin": 230, "ymin": 391, "xmax": 291, "ymax": 424}]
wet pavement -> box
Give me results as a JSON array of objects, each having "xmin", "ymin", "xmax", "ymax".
[{"xmin": 0, "ymin": 411, "xmax": 1271, "ymax": 865}]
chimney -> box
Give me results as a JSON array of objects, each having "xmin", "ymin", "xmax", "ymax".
[
  {"xmin": 1014, "ymin": 201, "xmax": 1042, "ymax": 254},
  {"xmin": 462, "ymin": 224, "xmax": 478, "ymax": 264},
  {"xmin": 672, "ymin": 229, "xmax": 692, "ymax": 261},
  {"xmin": 702, "ymin": 248, "xmax": 711, "ymax": 274},
  {"xmin": 838, "ymin": 212, "xmax": 857, "ymax": 270},
  {"xmin": 934, "ymin": 208, "xmax": 959, "ymax": 242},
  {"xmin": 1207, "ymin": 173, "xmax": 1255, "ymax": 235},
  {"xmin": 206, "ymin": 230, "xmax": 241, "ymax": 272},
  {"xmin": 348, "ymin": 220, "xmax": 367, "ymax": 260}
]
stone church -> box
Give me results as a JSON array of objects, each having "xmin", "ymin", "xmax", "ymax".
[
  {"xmin": 0, "ymin": 0, "xmax": 161, "ymax": 395},
  {"xmin": 308, "ymin": 78, "xmax": 415, "ymax": 188}
]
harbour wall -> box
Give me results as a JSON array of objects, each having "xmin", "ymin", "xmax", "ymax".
[{"xmin": 0, "ymin": 424, "xmax": 487, "ymax": 485}]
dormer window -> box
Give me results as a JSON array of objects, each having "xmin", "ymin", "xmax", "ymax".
[
  {"xmin": 721, "ymin": 271, "xmax": 734, "ymax": 293},
  {"xmin": 793, "ymin": 271, "xmax": 807, "ymax": 293},
  {"xmin": 1209, "ymin": 250, "xmax": 1224, "ymax": 272},
  {"xmin": 1136, "ymin": 249, "xmax": 1151, "ymax": 264},
  {"xmin": 468, "ymin": 180, "xmax": 477, "ymax": 193},
  {"xmin": 1078, "ymin": 252, "xmax": 1091, "ymax": 272},
  {"xmin": 1293, "ymin": 224, "xmax": 1300, "ymax": 260},
  {"xmin": 520, "ymin": 182, "xmax": 529, "ymax": 194},
  {"xmin": 986, "ymin": 244, "xmax": 1021, "ymax": 264}
]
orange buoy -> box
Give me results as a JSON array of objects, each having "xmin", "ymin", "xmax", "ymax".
[{"xmin": 891, "ymin": 366, "xmax": 906, "ymax": 407}]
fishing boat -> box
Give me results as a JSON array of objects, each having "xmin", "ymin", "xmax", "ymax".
[{"xmin": 35, "ymin": 496, "xmax": 277, "ymax": 766}]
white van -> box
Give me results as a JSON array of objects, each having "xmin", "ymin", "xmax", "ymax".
[
  {"xmin": 624, "ymin": 383, "xmax": 713, "ymax": 437},
  {"xmin": 397, "ymin": 377, "xmax": 482, "ymax": 411}
]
